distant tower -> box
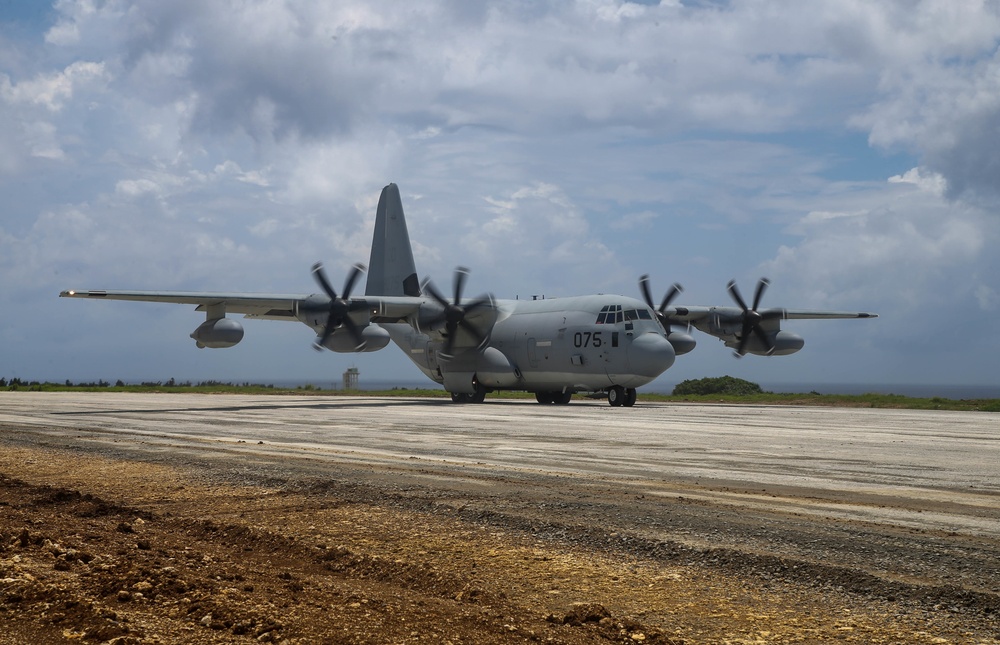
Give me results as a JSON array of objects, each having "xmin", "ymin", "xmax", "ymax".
[{"xmin": 342, "ymin": 366, "xmax": 360, "ymax": 391}]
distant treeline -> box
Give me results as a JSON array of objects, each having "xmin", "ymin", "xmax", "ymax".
[{"xmin": 1, "ymin": 377, "xmax": 281, "ymax": 391}]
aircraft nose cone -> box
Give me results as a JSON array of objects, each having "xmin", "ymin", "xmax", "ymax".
[{"xmin": 628, "ymin": 332, "xmax": 676, "ymax": 377}]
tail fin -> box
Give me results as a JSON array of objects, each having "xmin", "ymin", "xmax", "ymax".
[{"xmin": 365, "ymin": 183, "xmax": 420, "ymax": 297}]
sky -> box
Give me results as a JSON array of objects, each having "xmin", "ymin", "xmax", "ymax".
[{"xmin": 1, "ymin": 0, "xmax": 999, "ymax": 392}]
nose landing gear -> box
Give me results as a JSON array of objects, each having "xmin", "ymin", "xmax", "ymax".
[{"xmin": 608, "ymin": 386, "xmax": 637, "ymax": 407}]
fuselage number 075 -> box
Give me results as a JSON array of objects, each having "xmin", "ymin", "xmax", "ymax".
[{"xmin": 574, "ymin": 331, "xmax": 603, "ymax": 348}]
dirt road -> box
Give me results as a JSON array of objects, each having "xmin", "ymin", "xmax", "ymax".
[{"xmin": 1, "ymin": 393, "xmax": 998, "ymax": 643}]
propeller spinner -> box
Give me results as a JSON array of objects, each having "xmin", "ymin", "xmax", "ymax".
[
  {"xmin": 726, "ymin": 277, "xmax": 783, "ymax": 357},
  {"xmin": 421, "ymin": 267, "xmax": 494, "ymax": 357},
  {"xmin": 311, "ymin": 262, "xmax": 367, "ymax": 351}
]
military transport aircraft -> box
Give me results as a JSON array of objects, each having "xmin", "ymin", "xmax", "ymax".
[{"xmin": 61, "ymin": 183, "xmax": 877, "ymax": 407}]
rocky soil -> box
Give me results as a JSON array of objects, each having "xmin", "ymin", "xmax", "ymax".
[{"xmin": 2, "ymin": 427, "xmax": 999, "ymax": 644}]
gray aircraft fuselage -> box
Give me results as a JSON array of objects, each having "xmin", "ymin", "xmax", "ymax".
[{"xmin": 380, "ymin": 294, "xmax": 675, "ymax": 394}]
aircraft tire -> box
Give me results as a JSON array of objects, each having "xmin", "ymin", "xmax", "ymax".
[
  {"xmin": 450, "ymin": 392, "xmax": 471, "ymax": 404},
  {"xmin": 624, "ymin": 388, "xmax": 637, "ymax": 407},
  {"xmin": 608, "ymin": 386, "xmax": 625, "ymax": 407},
  {"xmin": 535, "ymin": 392, "xmax": 554, "ymax": 404},
  {"xmin": 470, "ymin": 386, "xmax": 487, "ymax": 404},
  {"xmin": 553, "ymin": 392, "xmax": 572, "ymax": 405}
]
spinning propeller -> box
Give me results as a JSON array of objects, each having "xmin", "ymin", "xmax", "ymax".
[
  {"xmin": 726, "ymin": 277, "xmax": 782, "ymax": 357},
  {"xmin": 639, "ymin": 274, "xmax": 684, "ymax": 327},
  {"xmin": 311, "ymin": 262, "xmax": 367, "ymax": 351},
  {"xmin": 421, "ymin": 267, "xmax": 493, "ymax": 357}
]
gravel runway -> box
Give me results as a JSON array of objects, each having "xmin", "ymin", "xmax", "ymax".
[{"xmin": 1, "ymin": 392, "xmax": 998, "ymax": 643}]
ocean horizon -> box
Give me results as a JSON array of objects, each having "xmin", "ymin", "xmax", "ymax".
[
  {"xmin": 263, "ymin": 378, "xmax": 1000, "ymax": 400},
  {"xmin": 22, "ymin": 376, "xmax": 994, "ymax": 400}
]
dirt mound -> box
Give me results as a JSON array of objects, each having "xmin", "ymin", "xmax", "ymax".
[{"xmin": 3, "ymin": 444, "xmax": 998, "ymax": 644}]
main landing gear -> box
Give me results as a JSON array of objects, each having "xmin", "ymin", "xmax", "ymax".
[
  {"xmin": 450, "ymin": 384, "xmax": 487, "ymax": 404},
  {"xmin": 534, "ymin": 391, "xmax": 572, "ymax": 405},
  {"xmin": 607, "ymin": 386, "xmax": 637, "ymax": 407}
]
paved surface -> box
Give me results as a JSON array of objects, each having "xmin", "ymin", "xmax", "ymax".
[
  {"xmin": 2, "ymin": 392, "xmax": 997, "ymax": 538},
  {"xmin": 3, "ymin": 391, "xmax": 1000, "ymax": 643}
]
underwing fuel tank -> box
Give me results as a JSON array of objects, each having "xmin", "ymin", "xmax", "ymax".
[
  {"xmin": 191, "ymin": 318, "xmax": 244, "ymax": 349},
  {"xmin": 316, "ymin": 325, "xmax": 392, "ymax": 353}
]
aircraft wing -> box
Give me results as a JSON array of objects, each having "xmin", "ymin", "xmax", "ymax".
[
  {"xmin": 662, "ymin": 304, "xmax": 877, "ymax": 356},
  {"xmin": 59, "ymin": 289, "xmax": 429, "ymax": 323},
  {"xmin": 668, "ymin": 306, "xmax": 878, "ymax": 323},
  {"xmin": 59, "ymin": 289, "xmax": 311, "ymax": 320},
  {"xmin": 782, "ymin": 310, "xmax": 879, "ymax": 320}
]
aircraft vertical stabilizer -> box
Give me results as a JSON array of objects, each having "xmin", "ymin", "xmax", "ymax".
[{"xmin": 365, "ymin": 183, "xmax": 420, "ymax": 297}]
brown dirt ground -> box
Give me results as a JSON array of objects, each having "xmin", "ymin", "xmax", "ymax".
[{"xmin": 1, "ymin": 444, "xmax": 998, "ymax": 644}]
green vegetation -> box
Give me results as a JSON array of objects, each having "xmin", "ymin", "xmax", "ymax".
[
  {"xmin": 673, "ymin": 375, "xmax": 763, "ymax": 396},
  {"xmin": 661, "ymin": 375, "xmax": 999, "ymax": 412},
  {"xmin": 650, "ymin": 390, "xmax": 1000, "ymax": 412},
  {"xmin": 2, "ymin": 376, "xmax": 997, "ymax": 411}
]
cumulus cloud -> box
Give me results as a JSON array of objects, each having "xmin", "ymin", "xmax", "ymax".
[
  {"xmin": 0, "ymin": 60, "xmax": 106, "ymax": 110},
  {"xmin": 850, "ymin": 3, "xmax": 1000, "ymax": 203},
  {"xmin": 3, "ymin": 0, "xmax": 1000, "ymax": 386},
  {"xmin": 762, "ymin": 171, "xmax": 990, "ymax": 321}
]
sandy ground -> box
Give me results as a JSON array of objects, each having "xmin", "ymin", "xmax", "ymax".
[{"xmin": 1, "ymin": 392, "xmax": 998, "ymax": 644}]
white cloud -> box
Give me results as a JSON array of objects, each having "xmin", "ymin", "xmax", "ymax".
[
  {"xmin": 3, "ymin": 0, "xmax": 1000, "ymax": 387},
  {"xmin": 887, "ymin": 167, "xmax": 946, "ymax": 196},
  {"xmin": 763, "ymin": 174, "xmax": 989, "ymax": 318},
  {"xmin": 115, "ymin": 178, "xmax": 160, "ymax": 197},
  {"xmin": 1, "ymin": 61, "xmax": 107, "ymax": 111}
]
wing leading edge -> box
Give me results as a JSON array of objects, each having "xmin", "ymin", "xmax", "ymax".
[
  {"xmin": 59, "ymin": 289, "xmax": 310, "ymax": 319},
  {"xmin": 668, "ymin": 306, "xmax": 878, "ymax": 322}
]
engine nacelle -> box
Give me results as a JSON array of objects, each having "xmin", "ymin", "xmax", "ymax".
[
  {"xmin": 667, "ymin": 329, "xmax": 697, "ymax": 356},
  {"xmin": 475, "ymin": 346, "xmax": 519, "ymax": 388},
  {"xmin": 316, "ymin": 324, "xmax": 391, "ymax": 353},
  {"xmin": 191, "ymin": 317, "xmax": 244, "ymax": 349},
  {"xmin": 742, "ymin": 330, "xmax": 805, "ymax": 356}
]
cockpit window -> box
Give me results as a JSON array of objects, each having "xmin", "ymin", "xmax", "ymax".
[
  {"xmin": 596, "ymin": 305, "xmax": 625, "ymax": 324},
  {"xmin": 622, "ymin": 309, "xmax": 652, "ymax": 322}
]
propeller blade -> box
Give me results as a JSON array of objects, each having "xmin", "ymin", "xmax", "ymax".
[
  {"xmin": 314, "ymin": 306, "xmax": 341, "ymax": 351},
  {"xmin": 421, "ymin": 279, "xmax": 450, "ymax": 309},
  {"xmin": 453, "ymin": 266, "xmax": 469, "ymax": 305},
  {"xmin": 639, "ymin": 275, "xmax": 684, "ymax": 328},
  {"xmin": 312, "ymin": 262, "xmax": 338, "ymax": 300},
  {"xmin": 463, "ymin": 295, "xmax": 494, "ymax": 316},
  {"xmin": 661, "ymin": 283, "xmax": 682, "ymax": 312},
  {"xmin": 735, "ymin": 321, "xmax": 752, "ymax": 358},
  {"xmin": 752, "ymin": 321, "xmax": 775, "ymax": 356},
  {"xmin": 727, "ymin": 277, "xmax": 776, "ymax": 357},
  {"xmin": 310, "ymin": 262, "xmax": 368, "ymax": 352},
  {"xmin": 424, "ymin": 267, "xmax": 494, "ymax": 357},
  {"xmin": 342, "ymin": 263, "xmax": 366, "ymax": 300},
  {"xmin": 752, "ymin": 277, "xmax": 770, "ymax": 311},
  {"xmin": 341, "ymin": 316, "xmax": 367, "ymax": 350},
  {"xmin": 639, "ymin": 275, "xmax": 656, "ymax": 310},
  {"xmin": 459, "ymin": 317, "xmax": 488, "ymax": 349},
  {"xmin": 727, "ymin": 279, "xmax": 749, "ymax": 312}
]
